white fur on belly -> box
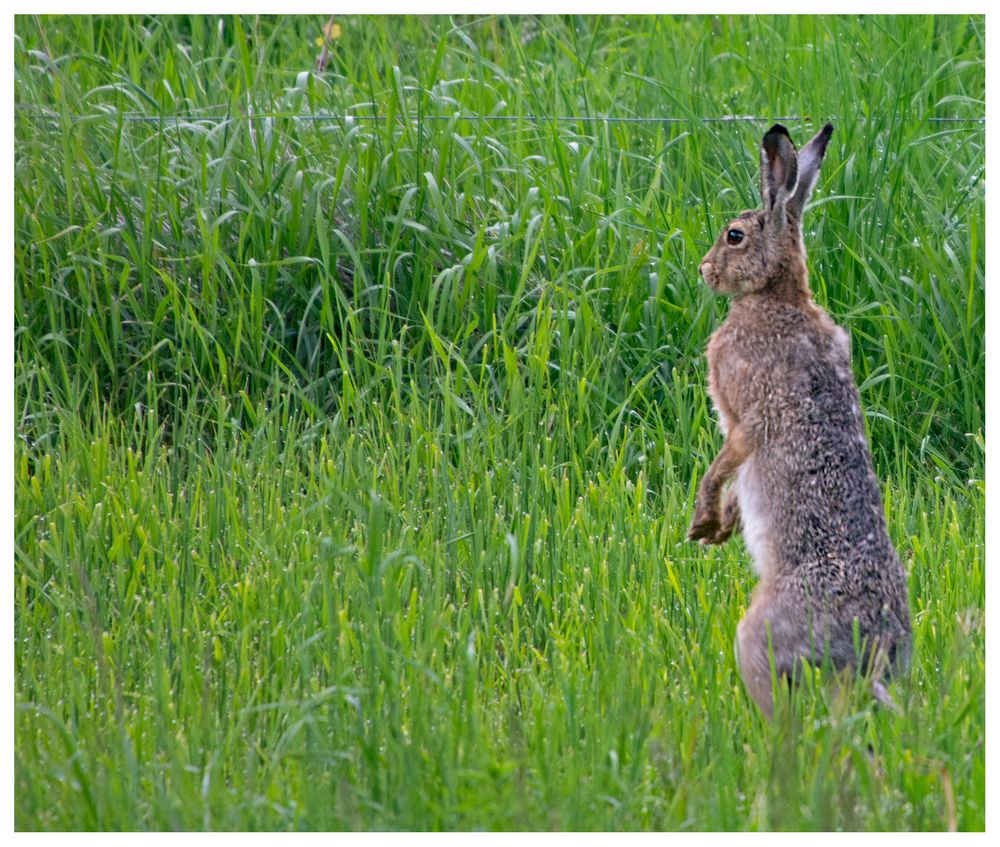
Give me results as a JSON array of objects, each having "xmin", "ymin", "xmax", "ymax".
[{"xmin": 735, "ymin": 459, "xmax": 774, "ymax": 577}]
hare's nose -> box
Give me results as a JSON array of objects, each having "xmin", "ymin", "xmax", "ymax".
[{"xmin": 699, "ymin": 262, "xmax": 712, "ymax": 279}]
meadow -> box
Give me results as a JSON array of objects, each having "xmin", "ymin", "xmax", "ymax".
[{"xmin": 13, "ymin": 14, "xmax": 984, "ymax": 830}]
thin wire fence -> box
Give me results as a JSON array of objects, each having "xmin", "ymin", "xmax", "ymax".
[{"xmin": 14, "ymin": 109, "xmax": 986, "ymax": 126}]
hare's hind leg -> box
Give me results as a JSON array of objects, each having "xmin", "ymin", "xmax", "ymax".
[
  {"xmin": 735, "ymin": 593, "xmax": 812, "ymax": 719},
  {"xmin": 735, "ymin": 609, "xmax": 777, "ymax": 718},
  {"xmin": 829, "ymin": 640, "xmax": 902, "ymax": 714},
  {"xmin": 737, "ymin": 598, "xmax": 902, "ymax": 718}
]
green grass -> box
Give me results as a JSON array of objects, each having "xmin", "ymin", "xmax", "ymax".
[{"xmin": 14, "ymin": 14, "xmax": 984, "ymax": 831}]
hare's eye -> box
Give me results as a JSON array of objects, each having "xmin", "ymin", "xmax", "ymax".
[{"xmin": 726, "ymin": 228, "xmax": 745, "ymax": 246}]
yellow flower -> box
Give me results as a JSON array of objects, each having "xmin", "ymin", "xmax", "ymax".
[{"xmin": 323, "ymin": 21, "xmax": 342, "ymax": 40}]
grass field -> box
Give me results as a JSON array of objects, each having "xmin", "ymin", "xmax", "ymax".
[{"xmin": 13, "ymin": 14, "xmax": 984, "ymax": 831}]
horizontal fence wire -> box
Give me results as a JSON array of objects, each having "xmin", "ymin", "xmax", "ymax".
[{"xmin": 14, "ymin": 109, "xmax": 986, "ymax": 126}]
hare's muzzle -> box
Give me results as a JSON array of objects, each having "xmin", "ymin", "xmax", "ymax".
[{"xmin": 699, "ymin": 261, "xmax": 715, "ymax": 289}]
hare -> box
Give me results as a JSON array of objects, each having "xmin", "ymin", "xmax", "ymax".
[{"xmin": 688, "ymin": 123, "xmax": 911, "ymax": 718}]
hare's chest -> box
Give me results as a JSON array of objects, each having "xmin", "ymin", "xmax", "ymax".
[
  {"xmin": 710, "ymin": 390, "xmax": 731, "ymax": 436},
  {"xmin": 705, "ymin": 339, "xmax": 736, "ymax": 436}
]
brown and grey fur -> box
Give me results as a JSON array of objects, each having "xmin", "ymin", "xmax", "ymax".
[{"xmin": 688, "ymin": 123, "xmax": 911, "ymax": 718}]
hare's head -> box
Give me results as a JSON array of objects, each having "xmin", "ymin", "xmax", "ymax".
[{"xmin": 699, "ymin": 123, "xmax": 833, "ymax": 297}]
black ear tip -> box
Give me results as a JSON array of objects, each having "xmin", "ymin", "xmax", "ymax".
[
  {"xmin": 764, "ymin": 123, "xmax": 791, "ymax": 140},
  {"xmin": 821, "ymin": 122, "xmax": 834, "ymax": 138}
]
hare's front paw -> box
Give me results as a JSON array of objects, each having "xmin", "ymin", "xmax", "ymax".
[
  {"xmin": 687, "ymin": 509, "xmax": 721, "ymax": 544},
  {"xmin": 688, "ymin": 497, "xmax": 739, "ymax": 545},
  {"xmin": 711, "ymin": 495, "xmax": 741, "ymax": 544}
]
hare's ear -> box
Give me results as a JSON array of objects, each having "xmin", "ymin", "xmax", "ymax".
[
  {"xmin": 787, "ymin": 123, "xmax": 834, "ymax": 219},
  {"xmin": 760, "ymin": 124, "xmax": 798, "ymax": 221}
]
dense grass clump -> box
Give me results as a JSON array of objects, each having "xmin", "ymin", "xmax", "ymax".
[{"xmin": 15, "ymin": 15, "xmax": 984, "ymax": 830}]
